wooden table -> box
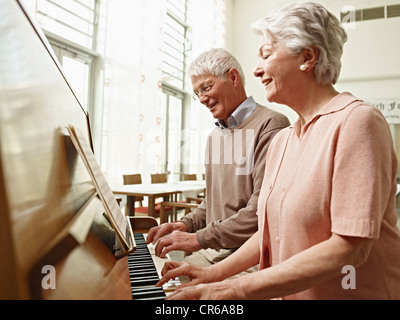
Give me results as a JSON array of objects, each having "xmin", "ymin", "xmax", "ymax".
[{"xmin": 113, "ymin": 181, "xmax": 206, "ymax": 217}]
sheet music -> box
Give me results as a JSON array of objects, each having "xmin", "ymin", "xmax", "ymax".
[{"xmin": 67, "ymin": 125, "xmax": 131, "ymax": 251}]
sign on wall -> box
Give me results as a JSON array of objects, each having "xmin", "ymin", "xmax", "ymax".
[{"xmin": 369, "ymin": 99, "xmax": 400, "ymax": 124}]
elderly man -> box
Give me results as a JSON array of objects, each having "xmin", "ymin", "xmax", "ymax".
[{"xmin": 147, "ymin": 48, "xmax": 289, "ymax": 267}]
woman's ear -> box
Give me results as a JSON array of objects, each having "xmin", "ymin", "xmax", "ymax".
[{"xmin": 301, "ymin": 46, "xmax": 319, "ymax": 70}]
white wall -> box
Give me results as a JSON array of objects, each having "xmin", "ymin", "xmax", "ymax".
[{"xmin": 226, "ymin": 0, "xmax": 400, "ymax": 124}]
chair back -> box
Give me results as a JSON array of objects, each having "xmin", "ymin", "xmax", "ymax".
[
  {"xmin": 122, "ymin": 174, "xmax": 144, "ymax": 208},
  {"xmin": 183, "ymin": 174, "xmax": 197, "ymax": 181},
  {"xmin": 151, "ymin": 173, "xmax": 168, "ymax": 184},
  {"xmin": 123, "ymin": 174, "xmax": 142, "ymax": 185}
]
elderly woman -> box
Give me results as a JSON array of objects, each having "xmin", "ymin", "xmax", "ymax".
[{"xmin": 157, "ymin": 2, "xmax": 400, "ymax": 299}]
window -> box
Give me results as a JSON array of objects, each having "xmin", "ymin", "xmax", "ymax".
[
  {"xmin": 50, "ymin": 45, "xmax": 92, "ymax": 111},
  {"xmin": 36, "ymin": 0, "xmax": 98, "ymax": 49},
  {"xmin": 161, "ymin": 92, "xmax": 183, "ymax": 180},
  {"xmin": 161, "ymin": 0, "xmax": 192, "ymax": 180},
  {"xmin": 62, "ymin": 54, "xmax": 90, "ymax": 111},
  {"xmin": 162, "ymin": 0, "xmax": 191, "ymax": 90}
]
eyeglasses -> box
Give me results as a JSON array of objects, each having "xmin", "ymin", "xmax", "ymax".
[
  {"xmin": 192, "ymin": 70, "xmax": 230, "ymax": 101},
  {"xmin": 192, "ymin": 79, "xmax": 218, "ymax": 101}
]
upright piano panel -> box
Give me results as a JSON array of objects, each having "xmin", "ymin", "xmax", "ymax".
[{"xmin": 0, "ymin": 0, "xmax": 95, "ymax": 299}]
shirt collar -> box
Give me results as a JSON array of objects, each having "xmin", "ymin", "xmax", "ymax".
[
  {"xmin": 291, "ymin": 92, "xmax": 362, "ymax": 136},
  {"xmin": 215, "ymin": 96, "xmax": 257, "ymax": 129}
]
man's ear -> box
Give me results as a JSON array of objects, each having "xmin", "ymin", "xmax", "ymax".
[
  {"xmin": 301, "ymin": 46, "xmax": 319, "ymax": 69},
  {"xmin": 226, "ymin": 68, "xmax": 242, "ymax": 87}
]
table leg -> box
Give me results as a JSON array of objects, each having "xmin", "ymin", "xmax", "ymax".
[
  {"xmin": 148, "ymin": 195, "xmax": 155, "ymax": 217},
  {"xmin": 160, "ymin": 204, "xmax": 166, "ymax": 224},
  {"xmin": 127, "ymin": 196, "xmax": 136, "ymax": 216}
]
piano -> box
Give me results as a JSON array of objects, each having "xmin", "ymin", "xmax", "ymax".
[{"xmin": 0, "ymin": 0, "xmax": 172, "ymax": 300}]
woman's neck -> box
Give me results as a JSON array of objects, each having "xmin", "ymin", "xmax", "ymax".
[{"xmin": 293, "ymin": 84, "xmax": 339, "ymax": 127}]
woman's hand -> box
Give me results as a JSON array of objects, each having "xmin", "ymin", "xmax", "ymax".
[
  {"xmin": 156, "ymin": 261, "xmax": 211, "ymax": 288},
  {"xmin": 166, "ymin": 280, "xmax": 241, "ymax": 300},
  {"xmin": 156, "ymin": 261, "xmax": 245, "ymax": 300}
]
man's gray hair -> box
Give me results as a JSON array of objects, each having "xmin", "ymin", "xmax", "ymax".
[
  {"xmin": 188, "ymin": 48, "xmax": 246, "ymax": 85},
  {"xmin": 251, "ymin": 1, "xmax": 347, "ymax": 85}
]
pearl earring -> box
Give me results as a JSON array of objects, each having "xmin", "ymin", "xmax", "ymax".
[{"xmin": 300, "ymin": 65, "xmax": 307, "ymax": 72}]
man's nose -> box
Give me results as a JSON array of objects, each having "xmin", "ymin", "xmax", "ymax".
[{"xmin": 199, "ymin": 93, "xmax": 209, "ymax": 104}]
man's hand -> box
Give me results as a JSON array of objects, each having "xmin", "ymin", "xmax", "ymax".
[
  {"xmin": 155, "ymin": 231, "xmax": 202, "ymax": 258},
  {"xmin": 146, "ymin": 221, "xmax": 187, "ymax": 244}
]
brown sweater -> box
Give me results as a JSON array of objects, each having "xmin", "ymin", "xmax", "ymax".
[{"xmin": 181, "ymin": 104, "xmax": 290, "ymax": 249}]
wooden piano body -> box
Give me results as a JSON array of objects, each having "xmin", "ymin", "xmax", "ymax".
[{"xmin": 0, "ymin": 0, "xmax": 159, "ymax": 300}]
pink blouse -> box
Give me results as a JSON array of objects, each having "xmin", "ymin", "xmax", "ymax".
[{"xmin": 257, "ymin": 92, "xmax": 400, "ymax": 299}]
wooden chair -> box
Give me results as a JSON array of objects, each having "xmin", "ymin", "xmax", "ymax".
[
  {"xmin": 183, "ymin": 174, "xmax": 197, "ymax": 181},
  {"xmin": 159, "ymin": 198, "xmax": 202, "ymax": 224},
  {"xmin": 123, "ymin": 173, "xmax": 143, "ymax": 186},
  {"xmin": 151, "ymin": 173, "xmax": 168, "ymax": 183},
  {"xmin": 122, "ymin": 174, "xmax": 144, "ymax": 213},
  {"xmin": 184, "ymin": 173, "xmax": 205, "ymax": 198},
  {"xmin": 150, "ymin": 173, "xmax": 174, "ymax": 203},
  {"xmin": 134, "ymin": 173, "xmax": 174, "ymax": 217}
]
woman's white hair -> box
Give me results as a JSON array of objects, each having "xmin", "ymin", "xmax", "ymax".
[
  {"xmin": 188, "ymin": 48, "xmax": 246, "ymax": 85},
  {"xmin": 251, "ymin": 1, "xmax": 347, "ymax": 85}
]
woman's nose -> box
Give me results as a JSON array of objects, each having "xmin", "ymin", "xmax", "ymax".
[
  {"xmin": 253, "ymin": 61, "xmax": 264, "ymax": 78},
  {"xmin": 253, "ymin": 60, "xmax": 264, "ymax": 77}
]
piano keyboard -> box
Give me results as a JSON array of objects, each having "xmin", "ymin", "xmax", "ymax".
[{"xmin": 129, "ymin": 233, "xmax": 166, "ymax": 300}]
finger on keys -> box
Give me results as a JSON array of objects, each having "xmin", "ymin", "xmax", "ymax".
[
  {"xmin": 165, "ymin": 288, "xmax": 187, "ymax": 300},
  {"xmin": 154, "ymin": 237, "xmax": 167, "ymax": 257},
  {"xmin": 156, "ymin": 262, "xmax": 186, "ymax": 287},
  {"xmin": 161, "ymin": 261, "xmax": 183, "ymax": 276},
  {"xmin": 146, "ymin": 226, "xmax": 158, "ymax": 244},
  {"xmin": 149, "ymin": 223, "xmax": 173, "ymax": 244},
  {"xmin": 156, "ymin": 271, "xmax": 177, "ymax": 287},
  {"xmin": 165, "ymin": 285, "xmax": 202, "ymax": 300},
  {"xmin": 159, "ymin": 242, "xmax": 177, "ymax": 259}
]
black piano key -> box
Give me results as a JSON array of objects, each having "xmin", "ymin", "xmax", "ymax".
[
  {"xmin": 131, "ymin": 287, "xmax": 166, "ymax": 300},
  {"xmin": 128, "ymin": 260, "xmax": 153, "ymax": 266},
  {"xmin": 128, "ymin": 260, "xmax": 156, "ymax": 267},
  {"xmin": 131, "ymin": 274, "xmax": 160, "ymax": 281},
  {"xmin": 130, "ymin": 269, "xmax": 157, "ymax": 274},
  {"xmin": 128, "ymin": 262, "xmax": 156, "ymax": 269},
  {"xmin": 129, "ymin": 265, "xmax": 155, "ymax": 271},
  {"xmin": 129, "ymin": 251, "xmax": 150, "ymax": 258},
  {"xmin": 129, "ymin": 270, "xmax": 158, "ymax": 278},
  {"xmin": 131, "ymin": 248, "xmax": 148, "ymax": 253},
  {"xmin": 128, "ymin": 266, "xmax": 158, "ymax": 273},
  {"xmin": 131, "ymin": 277, "xmax": 160, "ymax": 287},
  {"xmin": 128, "ymin": 253, "xmax": 152, "ymax": 259},
  {"xmin": 128, "ymin": 255, "xmax": 152, "ymax": 260}
]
